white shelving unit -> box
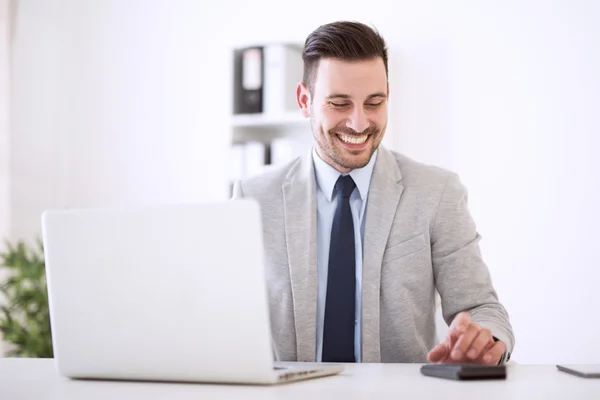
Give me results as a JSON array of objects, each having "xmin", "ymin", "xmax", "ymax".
[
  {"xmin": 229, "ymin": 111, "xmax": 312, "ymax": 195},
  {"xmin": 231, "ymin": 111, "xmax": 309, "ymax": 143},
  {"xmin": 232, "ymin": 111, "xmax": 307, "ymax": 128},
  {"xmin": 228, "ymin": 42, "xmax": 313, "ymax": 194}
]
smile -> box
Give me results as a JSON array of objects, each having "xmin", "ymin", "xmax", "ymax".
[{"xmin": 337, "ymin": 134, "xmax": 368, "ymax": 144}]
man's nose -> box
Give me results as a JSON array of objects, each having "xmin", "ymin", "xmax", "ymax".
[{"xmin": 346, "ymin": 108, "xmax": 370, "ymax": 133}]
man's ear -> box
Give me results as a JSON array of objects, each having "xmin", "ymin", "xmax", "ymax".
[{"xmin": 296, "ymin": 82, "xmax": 311, "ymax": 118}]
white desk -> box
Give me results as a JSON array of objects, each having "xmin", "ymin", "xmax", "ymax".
[{"xmin": 1, "ymin": 359, "xmax": 599, "ymax": 400}]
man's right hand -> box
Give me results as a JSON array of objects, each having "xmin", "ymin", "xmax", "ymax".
[{"xmin": 427, "ymin": 312, "xmax": 505, "ymax": 365}]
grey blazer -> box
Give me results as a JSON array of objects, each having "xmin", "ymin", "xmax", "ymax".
[{"xmin": 232, "ymin": 145, "xmax": 514, "ymax": 363}]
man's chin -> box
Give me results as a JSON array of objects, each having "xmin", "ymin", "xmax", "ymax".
[{"xmin": 335, "ymin": 153, "xmax": 374, "ymax": 171}]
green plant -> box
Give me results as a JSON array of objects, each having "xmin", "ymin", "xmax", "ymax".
[{"xmin": 0, "ymin": 238, "xmax": 53, "ymax": 357}]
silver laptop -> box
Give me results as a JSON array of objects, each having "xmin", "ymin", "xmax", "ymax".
[{"xmin": 41, "ymin": 199, "xmax": 343, "ymax": 385}]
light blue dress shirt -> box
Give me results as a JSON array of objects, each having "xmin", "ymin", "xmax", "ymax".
[{"xmin": 312, "ymin": 148, "xmax": 378, "ymax": 363}]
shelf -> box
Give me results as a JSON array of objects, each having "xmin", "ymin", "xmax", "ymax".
[
  {"xmin": 232, "ymin": 112, "xmax": 307, "ymax": 128},
  {"xmin": 231, "ymin": 112, "xmax": 310, "ymax": 144}
]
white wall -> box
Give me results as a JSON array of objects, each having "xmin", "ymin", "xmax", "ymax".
[
  {"xmin": 0, "ymin": 0, "xmax": 9, "ymax": 242},
  {"xmin": 0, "ymin": 0, "xmax": 10, "ymax": 357},
  {"xmin": 8, "ymin": 0, "xmax": 600, "ymax": 363},
  {"xmin": 10, "ymin": 0, "xmax": 232, "ymax": 242}
]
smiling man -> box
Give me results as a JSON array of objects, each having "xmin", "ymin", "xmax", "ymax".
[
  {"xmin": 232, "ymin": 20, "xmax": 514, "ymax": 365},
  {"xmin": 304, "ymin": 56, "xmax": 388, "ymax": 173}
]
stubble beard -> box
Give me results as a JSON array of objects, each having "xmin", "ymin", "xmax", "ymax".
[{"xmin": 310, "ymin": 116, "xmax": 379, "ymax": 172}]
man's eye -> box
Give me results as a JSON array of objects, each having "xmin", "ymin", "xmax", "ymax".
[
  {"xmin": 330, "ymin": 102, "xmax": 350, "ymax": 108},
  {"xmin": 366, "ymin": 102, "xmax": 383, "ymax": 108}
]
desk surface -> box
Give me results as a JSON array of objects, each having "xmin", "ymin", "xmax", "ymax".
[{"xmin": 2, "ymin": 359, "xmax": 600, "ymax": 400}]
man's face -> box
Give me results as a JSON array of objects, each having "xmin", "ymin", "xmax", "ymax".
[{"xmin": 297, "ymin": 57, "xmax": 389, "ymax": 173}]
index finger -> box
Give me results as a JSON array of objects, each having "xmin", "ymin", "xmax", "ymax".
[{"xmin": 449, "ymin": 312, "xmax": 471, "ymax": 338}]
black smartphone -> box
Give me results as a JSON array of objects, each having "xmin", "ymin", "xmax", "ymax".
[
  {"xmin": 556, "ymin": 364, "xmax": 600, "ymax": 378},
  {"xmin": 420, "ymin": 363, "xmax": 507, "ymax": 380}
]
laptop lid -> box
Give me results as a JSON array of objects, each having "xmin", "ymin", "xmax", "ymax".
[{"xmin": 41, "ymin": 199, "xmax": 277, "ymax": 383}]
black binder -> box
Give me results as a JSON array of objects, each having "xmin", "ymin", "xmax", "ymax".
[{"xmin": 233, "ymin": 46, "xmax": 264, "ymax": 114}]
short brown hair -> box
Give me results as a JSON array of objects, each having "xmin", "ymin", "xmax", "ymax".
[{"xmin": 302, "ymin": 21, "xmax": 389, "ymax": 95}]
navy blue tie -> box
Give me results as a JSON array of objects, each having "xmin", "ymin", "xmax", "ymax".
[{"xmin": 322, "ymin": 175, "xmax": 356, "ymax": 363}]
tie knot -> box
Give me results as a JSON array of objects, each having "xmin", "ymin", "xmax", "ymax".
[{"xmin": 334, "ymin": 175, "xmax": 356, "ymax": 199}]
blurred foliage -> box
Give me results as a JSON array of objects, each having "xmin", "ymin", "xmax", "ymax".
[{"xmin": 0, "ymin": 238, "xmax": 53, "ymax": 357}]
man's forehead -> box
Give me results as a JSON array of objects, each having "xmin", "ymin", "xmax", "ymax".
[{"xmin": 314, "ymin": 57, "xmax": 387, "ymax": 97}]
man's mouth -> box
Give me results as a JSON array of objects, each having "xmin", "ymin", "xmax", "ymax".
[{"xmin": 336, "ymin": 134, "xmax": 369, "ymax": 145}]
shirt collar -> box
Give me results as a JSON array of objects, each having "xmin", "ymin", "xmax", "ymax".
[{"xmin": 312, "ymin": 147, "xmax": 378, "ymax": 202}]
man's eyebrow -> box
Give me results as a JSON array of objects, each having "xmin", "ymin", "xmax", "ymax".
[
  {"xmin": 326, "ymin": 93, "xmax": 351, "ymax": 99},
  {"xmin": 366, "ymin": 92, "xmax": 387, "ymax": 99},
  {"xmin": 325, "ymin": 92, "xmax": 387, "ymax": 100}
]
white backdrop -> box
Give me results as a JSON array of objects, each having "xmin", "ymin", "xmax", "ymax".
[
  {"xmin": 6, "ymin": 0, "xmax": 600, "ymax": 363},
  {"xmin": 0, "ymin": 0, "xmax": 9, "ymax": 241},
  {"xmin": 0, "ymin": 0, "xmax": 11, "ymax": 357}
]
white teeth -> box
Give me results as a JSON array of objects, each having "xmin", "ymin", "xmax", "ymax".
[{"xmin": 338, "ymin": 134, "xmax": 368, "ymax": 144}]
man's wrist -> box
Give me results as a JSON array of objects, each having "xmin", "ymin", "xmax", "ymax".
[{"xmin": 493, "ymin": 336, "xmax": 510, "ymax": 365}]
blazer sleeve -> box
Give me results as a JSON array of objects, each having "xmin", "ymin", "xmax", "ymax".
[{"xmin": 430, "ymin": 172, "xmax": 515, "ymax": 356}]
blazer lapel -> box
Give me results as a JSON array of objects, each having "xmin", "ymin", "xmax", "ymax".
[
  {"xmin": 362, "ymin": 147, "xmax": 404, "ymax": 362},
  {"xmin": 282, "ymin": 153, "xmax": 318, "ymax": 362}
]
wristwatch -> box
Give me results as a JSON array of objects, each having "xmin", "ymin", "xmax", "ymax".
[{"xmin": 493, "ymin": 336, "xmax": 510, "ymax": 365}]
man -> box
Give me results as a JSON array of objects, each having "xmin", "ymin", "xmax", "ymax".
[{"xmin": 232, "ymin": 20, "xmax": 514, "ymax": 365}]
